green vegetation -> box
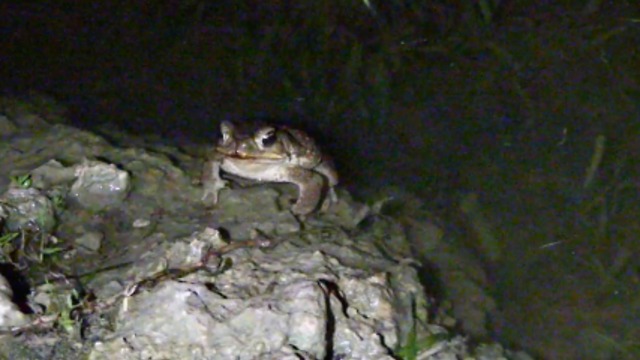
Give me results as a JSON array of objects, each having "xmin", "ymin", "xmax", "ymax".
[
  {"xmin": 11, "ymin": 174, "xmax": 32, "ymax": 189},
  {"xmin": 0, "ymin": 232, "xmax": 19, "ymax": 262},
  {"xmin": 395, "ymin": 329, "xmax": 449, "ymax": 360}
]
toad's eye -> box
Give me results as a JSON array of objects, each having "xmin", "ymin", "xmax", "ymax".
[{"xmin": 260, "ymin": 130, "xmax": 277, "ymax": 147}]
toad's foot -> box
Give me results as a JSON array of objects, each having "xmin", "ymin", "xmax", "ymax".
[{"xmin": 319, "ymin": 187, "xmax": 338, "ymax": 212}]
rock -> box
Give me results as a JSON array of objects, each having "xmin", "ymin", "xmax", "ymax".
[
  {"xmin": 0, "ymin": 96, "xmax": 51, "ymax": 130},
  {"xmin": 12, "ymin": 113, "xmax": 50, "ymax": 130},
  {"xmin": 0, "ymin": 187, "xmax": 56, "ymax": 233},
  {"xmin": 0, "ymin": 204, "xmax": 8, "ymax": 229},
  {"xmin": 30, "ymin": 159, "xmax": 77, "ymax": 189},
  {"xmin": 132, "ymin": 218, "xmax": 150, "ymax": 228},
  {"xmin": 474, "ymin": 343, "xmax": 535, "ymax": 360},
  {"xmin": 0, "ymin": 115, "xmax": 17, "ymax": 136},
  {"xmin": 74, "ymin": 231, "xmax": 103, "ymax": 253},
  {"xmin": 0, "ymin": 274, "xmax": 29, "ymax": 328},
  {"xmin": 69, "ymin": 159, "xmax": 131, "ymax": 211},
  {"xmin": 89, "ymin": 239, "xmax": 402, "ymax": 360},
  {"xmin": 209, "ymin": 186, "xmax": 302, "ymax": 239}
]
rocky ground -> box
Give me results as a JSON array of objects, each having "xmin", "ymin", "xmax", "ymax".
[{"xmin": 0, "ymin": 98, "xmax": 532, "ymax": 359}]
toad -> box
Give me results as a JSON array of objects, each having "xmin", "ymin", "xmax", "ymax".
[{"xmin": 201, "ymin": 121, "xmax": 338, "ymax": 215}]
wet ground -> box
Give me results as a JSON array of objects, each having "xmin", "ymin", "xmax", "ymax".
[{"xmin": 2, "ymin": 1, "xmax": 640, "ymax": 359}]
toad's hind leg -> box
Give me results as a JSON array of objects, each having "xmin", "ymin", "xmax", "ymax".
[{"xmin": 286, "ymin": 168, "xmax": 324, "ymax": 215}]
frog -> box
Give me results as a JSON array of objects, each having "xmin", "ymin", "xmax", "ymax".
[{"xmin": 201, "ymin": 121, "xmax": 339, "ymax": 216}]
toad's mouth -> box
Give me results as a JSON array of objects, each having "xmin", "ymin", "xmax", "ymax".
[{"xmin": 216, "ymin": 147, "xmax": 286, "ymax": 161}]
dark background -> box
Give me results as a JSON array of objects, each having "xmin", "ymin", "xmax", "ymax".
[{"xmin": 2, "ymin": 1, "xmax": 640, "ymax": 358}]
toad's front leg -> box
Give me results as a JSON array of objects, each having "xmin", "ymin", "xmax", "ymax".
[{"xmin": 201, "ymin": 160, "xmax": 227, "ymax": 206}]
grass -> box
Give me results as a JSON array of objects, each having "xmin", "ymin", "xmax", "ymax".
[{"xmin": 581, "ymin": 328, "xmax": 640, "ymax": 360}]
